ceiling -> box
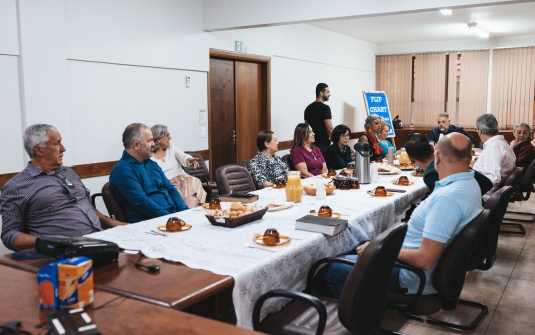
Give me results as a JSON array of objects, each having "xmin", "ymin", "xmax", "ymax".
[{"xmin": 308, "ymin": 1, "xmax": 535, "ymax": 44}]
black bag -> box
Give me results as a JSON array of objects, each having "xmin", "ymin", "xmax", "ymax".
[{"xmin": 392, "ymin": 115, "xmax": 403, "ymax": 129}]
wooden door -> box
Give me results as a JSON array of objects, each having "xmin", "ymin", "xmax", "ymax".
[
  {"xmin": 209, "ymin": 58, "xmax": 237, "ymax": 180},
  {"xmin": 235, "ymin": 61, "xmax": 263, "ymax": 163}
]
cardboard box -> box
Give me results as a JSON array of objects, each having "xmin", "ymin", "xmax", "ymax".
[
  {"xmin": 58, "ymin": 256, "xmax": 94, "ymax": 310},
  {"xmin": 37, "ymin": 260, "xmax": 66, "ymax": 310}
]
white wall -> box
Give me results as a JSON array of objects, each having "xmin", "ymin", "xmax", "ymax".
[
  {"xmin": 208, "ymin": 24, "xmax": 377, "ymax": 140},
  {"xmin": 0, "ymin": 1, "xmax": 378, "ymax": 248}
]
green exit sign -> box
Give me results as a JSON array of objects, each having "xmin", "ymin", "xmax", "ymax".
[{"xmin": 235, "ymin": 41, "xmax": 247, "ymax": 53}]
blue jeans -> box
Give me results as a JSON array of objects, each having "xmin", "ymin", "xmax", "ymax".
[{"xmin": 323, "ymin": 254, "xmax": 405, "ymax": 299}]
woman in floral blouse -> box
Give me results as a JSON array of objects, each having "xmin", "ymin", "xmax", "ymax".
[{"xmin": 247, "ymin": 130, "xmax": 288, "ymax": 189}]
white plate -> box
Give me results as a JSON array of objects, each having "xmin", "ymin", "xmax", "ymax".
[
  {"xmin": 378, "ymin": 168, "xmax": 401, "ymax": 175},
  {"xmin": 266, "ymin": 202, "xmax": 292, "ymax": 212}
]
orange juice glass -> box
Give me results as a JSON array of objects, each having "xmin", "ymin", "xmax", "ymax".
[
  {"xmin": 285, "ymin": 171, "xmax": 303, "ymax": 202},
  {"xmin": 399, "ymin": 148, "xmax": 411, "ymax": 165}
]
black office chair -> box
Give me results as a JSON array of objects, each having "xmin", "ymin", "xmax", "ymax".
[
  {"xmin": 252, "ymin": 223, "xmax": 408, "ymax": 335},
  {"xmin": 91, "ymin": 182, "xmax": 128, "ymax": 224},
  {"xmin": 469, "ymin": 186, "xmax": 513, "ymax": 271},
  {"xmin": 282, "ymin": 154, "xmax": 296, "ymax": 171},
  {"xmin": 387, "ymin": 209, "xmax": 491, "ymax": 331},
  {"xmin": 183, "ymin": 151, "xmax": 217, "ymax": 200},
  {"xmin": 502, "ymin": 158, "xmax": 535, "ymax": 224},
  {"xmin": 215, "ymin": 165, "xmax": 256, "ymax": 195},
  {"xmin": 498, "ymin": 167, "xmax": 526, "ymax": 235}
]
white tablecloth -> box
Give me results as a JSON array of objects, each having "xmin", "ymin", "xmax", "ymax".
[{"xmin": 86, "ymin": 171, "xmax": 427, "ymax": 329}]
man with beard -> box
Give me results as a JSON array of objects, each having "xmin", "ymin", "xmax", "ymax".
[
  {"xmin": 109, "ymin": 123, "xmax": 187, "ymax": 223},
  {"xmin": 304, "ymin": 83, "xmax": 333, "ymax": 152},
  {"xmin": 428, "ymin": 112, "xmax": 476, "ymax": 145}
]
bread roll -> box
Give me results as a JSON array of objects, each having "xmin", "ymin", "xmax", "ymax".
[{"xmin": 230, "ymin": 202, "xmax": 244, "ymax": 211}]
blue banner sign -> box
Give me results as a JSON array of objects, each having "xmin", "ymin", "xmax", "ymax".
[{"xmin": 363, "ymin": 91, "xmax": 395, "ymax": 137}]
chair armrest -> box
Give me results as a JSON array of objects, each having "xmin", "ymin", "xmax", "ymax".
[
  {"xmin": 390, "ymin": 261, "xmax": 426, "ymax": 308},
  {"xmin": 252, "ymin": 289, "xmax": 327, "ymax": 335},
  {"xmin": 194, "ymin": 175, "xmax": 212, "ymax": 195},
  {"xmin": 306, "ymin": 256, "xmax": 357, "ymax": 295},
  {"xmin": 91, "ymin": 193, "xmax": 102, "ymax": 208}
]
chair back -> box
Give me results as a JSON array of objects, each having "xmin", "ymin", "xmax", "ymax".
[
  {"xmin": 281, "ymin": 154, "xmax": 296, "ymax": 171},
  {"xmin": 469, "ymin": 186, "xmax": 513, "ymax": 270},
  {"xmin": 338, "ymin": 223, "xmax": 408, "ymax": 334},
  {"xmin": 101, "ymin": 182, "xmax": 128, "ymax": 222},
  {"xmin": 519, "ymin": 158, "xmax": 535, "ymax": 196},
  {"xmin": 183, "ymin": 151, "xmax": 210, "ymax": 181},
  {"xmin": 240, "ymin": 159, "xmax": 251, "ymax": 169},
  {"xmin": 215, "ymin": 164, "xmax": 256, "ymax": 194},
  {"xmin": 432, "ymin": 209, "xmax": 490, "ymax": 305},
  {"xmin": 501, "ymin": 167, "xmax": 523, "ymax": 188}
]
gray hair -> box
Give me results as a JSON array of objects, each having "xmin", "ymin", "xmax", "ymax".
[
  {"xmin": 122, "ymin": 123, "xmax": 149, "ymax": 149},
  {"xmin": 438, "ymin": 112, "xmax": 449, "ymax": 119},
  {"xmin": 364, "ymin": 114, "xmax": 381, "ymax": 129},
  {"xmin": 475, "ymin": 114, "xmax": 499, "ymax": 136},
  {"xmin": 151, "ymin": 124, "xmax": 169, "ymax": 152},
  {"xmin": 23, "ymin": 124, "xmax": 58, "ymax": 159},
  {"xmin": 513, "ymin": 122, "xmax": 531, "ymax": 133}
]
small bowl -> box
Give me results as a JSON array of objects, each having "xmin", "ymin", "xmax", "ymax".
[{"xmin": 303, "ymin": 183, "xmax": 335, "ymax": 196}]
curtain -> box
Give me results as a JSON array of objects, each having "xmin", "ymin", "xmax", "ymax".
[
  {"xmin": 491, "ymin": 47, "xmax": 535, "ymax": 129},
  {"xmin": 413, "ymin": 53, "xmax": 447, "ymax": 127},
  {"xmin": 446, "ymin": 53, "xmax": 458, "ymax": 123},
  {"xmin": 375, "ymin": 55, "xmax": 412, "ymax": 127},
  {"xmin": 457, "ymin": 50, "xmax": 489, "ymax": 128}
]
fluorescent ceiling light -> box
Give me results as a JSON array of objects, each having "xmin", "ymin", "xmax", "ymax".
[
  {"xmin": 467, "ymin": 23, "xmax": 489, "ymax": 38},
  {"xmin": 440, "ymin": 9, "xmax": 452, "ymax": 15}
]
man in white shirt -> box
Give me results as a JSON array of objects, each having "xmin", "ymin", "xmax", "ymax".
[{"xmin": 471, "ymin": 114, "xmax": 516, "ymax": 201}]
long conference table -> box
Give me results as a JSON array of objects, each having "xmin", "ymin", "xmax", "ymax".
[{"xmin": 0, "ymin": 169, "xmax": 428, "ymax": 330}]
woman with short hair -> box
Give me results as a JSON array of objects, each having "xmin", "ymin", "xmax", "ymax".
[
  {"xmin": 247, "ymin": 130, "xmax": 288, "ymax": 189},
  {"xmin": 377, "ymin": 121, "xmax": 396, "ymax": 158},
  {"xmin": 150, "ymin": 124, "xmax": 206, "ymax": 208},
  {"xmin": 510, "ymin": 122, "xmax": 535, "ymax": 169},
  {"xmin": 358, "ymin": 114, "xmax": 383, "ymax": 161},
  {"xmin": 323, "ymin": 124, "xmax": 352, "ymax": 170},
  {"xmin": 290, "ymin": 123, "xmax": 328, "ymax": 178}
]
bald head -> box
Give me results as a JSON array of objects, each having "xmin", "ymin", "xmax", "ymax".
[{"xmin": 436, "ymin": 133, "xmax": 472, "ymax": 164}]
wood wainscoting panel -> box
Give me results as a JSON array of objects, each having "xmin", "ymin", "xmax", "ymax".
[{"xmin": 0, "ymin": 150, "xmax": 210, "ymax": 189}]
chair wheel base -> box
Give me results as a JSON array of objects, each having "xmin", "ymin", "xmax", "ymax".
[
  {"xmin": 500, "ymin": 222, "xmax": 526, "ymax": 235},
  {"xmin": 398, "ymin": 299, "xmax": 488, "ymax": 331}
]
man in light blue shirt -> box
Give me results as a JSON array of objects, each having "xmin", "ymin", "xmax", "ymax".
[{"xmin": 324, "ymin": 133, "xmax": 483, "ymax": 297}]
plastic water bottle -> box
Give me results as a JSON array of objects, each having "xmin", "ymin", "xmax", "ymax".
[
  {"xmin": 388, "ymin": 147, "xmax": 394, "ymax": 164},
  {"xmin": 316, "ymin": 178, "xmax": 326, "ymax": 200},
  {"xmin": 370, "ymin": 163, "xmax": 379, "ymax": 183}
]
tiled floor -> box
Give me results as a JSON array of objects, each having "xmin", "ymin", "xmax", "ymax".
[{"xmin": 381, "ymin": 198, "xmax": 535, "ymax": 334}]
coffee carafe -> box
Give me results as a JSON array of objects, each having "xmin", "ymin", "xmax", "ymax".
[{"xmin": 354, "ymin": 142, "xmax": 373, "ymax": 184}]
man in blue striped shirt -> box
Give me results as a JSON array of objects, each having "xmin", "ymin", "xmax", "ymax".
[{"xmin": 0, "ymin": 124, "xmax": 125, "ymax": 250}]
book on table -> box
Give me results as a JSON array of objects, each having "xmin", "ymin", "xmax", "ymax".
[
  {"xmin": 218, "ymin": 193, "xmax": 259, "ymax": 203},
  {"xmin": 295, "ymin": 215, "xmax": 348, "ymax": 236}
]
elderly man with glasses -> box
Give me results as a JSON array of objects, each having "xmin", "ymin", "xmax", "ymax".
[{"xmin": 0, "ymin": 124, "xmax": 125, "ymax": 251}]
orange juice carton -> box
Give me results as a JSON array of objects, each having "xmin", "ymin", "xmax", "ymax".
[
  {"xmin": 58, "ymin": 256, "xmax": 94, "ymax": 310},
  {"xmin": 37, "ymin": 259, "xmax": 67, "ymax": 310}
]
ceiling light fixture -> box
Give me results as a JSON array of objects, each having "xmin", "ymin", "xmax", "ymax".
[
  {"xmin": 440, "ymin": 9, "xmax": 452, "ymax": 15},
  {"xmin": 467, "ymin": 23, "xmax": 489, "ymax": 38}
]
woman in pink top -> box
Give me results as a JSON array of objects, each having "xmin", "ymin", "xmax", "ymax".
[{"xmin": 289, "ymin": 123, "xmax": 328, "ymax": 177}]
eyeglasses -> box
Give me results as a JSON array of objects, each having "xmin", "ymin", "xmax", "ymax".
[
  {"xmin": 56, "ymin": 172, "xmax": 74, "ymax": 188},
  {"xmin": 311, "ymin": 152, "xmax": 317, "ymax": 161},
  {"xmin": 341, "ymin": 134, "xmax": 350, "ymax": 138}
]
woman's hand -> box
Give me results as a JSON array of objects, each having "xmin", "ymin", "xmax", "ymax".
[
  {"xmin": 294, "ymin": 162, "xmax": 314, "ymax": 178},
  {"xmin": 186, "ymin": 157, "xmax": 199, "ymax": 169}
]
